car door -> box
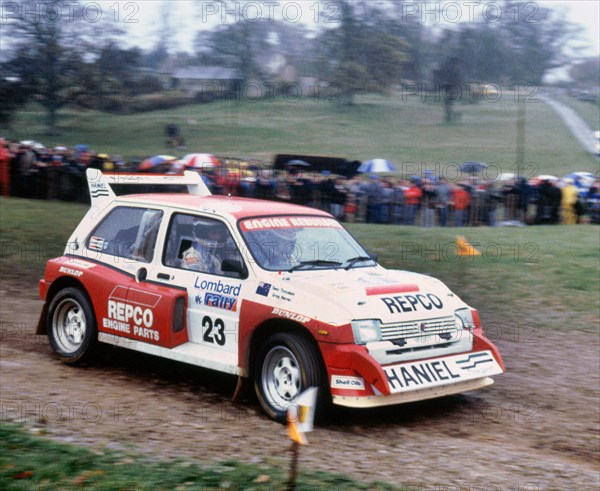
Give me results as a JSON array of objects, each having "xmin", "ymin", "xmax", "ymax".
[
  {"xmin": 158, "ymin": 212, "xmax": 248, "ymax": 373},
  {"xmin": 85, "ymin": 205, "xmax": 184, "ymax": 347}
]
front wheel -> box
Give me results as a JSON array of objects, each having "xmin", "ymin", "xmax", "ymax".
[
  {"xmin": 47, "ymin": 287, "xmax": 98, "ymax": 365},
  {"xmin": 254, "ymin": 332, "xmax": 327, "ymax": 422}
]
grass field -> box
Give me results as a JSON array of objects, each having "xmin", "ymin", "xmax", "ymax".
[
  {"xmin": 4, "ymin": 92, "xmax": 598, "ymax": 178},
  {"xmin": 0, "ymin": 423, "xmax": 400, "ymax": 491}
]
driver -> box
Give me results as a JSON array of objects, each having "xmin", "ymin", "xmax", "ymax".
[
  {"xmin": 182, "ymin": 221, "xmax": 225, "ymax": 274},
  {"xmin": 260, "ymin": 227, "xmax": 299, "ymax": 270}
]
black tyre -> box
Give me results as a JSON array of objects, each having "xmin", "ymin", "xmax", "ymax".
[
  {"xmin": 47, "ymin": 287, "xmax": 98, "ymax": 365},
  {"xmin": 254, "ymin": 332, "xmax": 327, "ymax": 422}
]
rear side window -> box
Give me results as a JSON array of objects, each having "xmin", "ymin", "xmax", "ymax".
[{"xmin": 87, "ymin": 206, "xmax": 163, "ymax": 262}]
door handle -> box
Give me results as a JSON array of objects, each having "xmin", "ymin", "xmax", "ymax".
[{"xmin": 157, "ymin": 273, "xmax": 171, "ymax": 280}]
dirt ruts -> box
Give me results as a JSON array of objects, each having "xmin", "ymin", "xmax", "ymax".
[{"xmin": 1, "ymin": 267, "xmax": 598, "ymax": 490}]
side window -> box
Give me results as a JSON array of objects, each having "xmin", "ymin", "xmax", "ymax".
[
  {"xmin": 87, "ymin": 207, "xmax": 163, "ymax": 262},
  {"xmin": 164, "ymin": 214, "xmax": 245, "ymax": 278}
]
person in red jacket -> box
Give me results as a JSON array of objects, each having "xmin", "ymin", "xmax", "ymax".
[
  {"xmin": 0, "ymin": 139, "xmax": 12, "ymax": 197},
  {"xmin": 404, "ymin": 180, "xmax": 423, "ymax": 225},
  {"xmin": 452, "ymin": 183, "xmax": 471, "ymax": 227}
]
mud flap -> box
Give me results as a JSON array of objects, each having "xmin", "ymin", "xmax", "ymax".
[
  {"xmin": 232, "ymin": 375, "xmax": 250, "ymax": 403},
  {"xmin": 36, "ymin": 303, "xmax": 49, "ymax": 335}
]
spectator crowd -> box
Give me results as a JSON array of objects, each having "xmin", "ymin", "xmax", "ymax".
[
  {"xmin": 1, "ymin": 138, "xmax": 598, "ymax": 227},
  {"xmin": 224, "ymin": 169, "xmax": 599, "ymax": 227}
]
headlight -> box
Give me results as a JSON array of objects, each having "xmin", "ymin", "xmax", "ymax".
[
  {"xmin": 455, "ymin": 308, "xmax": 475, "ymax": 331},
  {"xmin": 351, "ymin": 319, "xmax": 382, "ymax": 344}
]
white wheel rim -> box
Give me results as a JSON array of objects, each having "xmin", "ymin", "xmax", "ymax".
[
  {"xmin": 52, "ymin": 298, "xmax": 86, "ymax": 353},
  {"xmin": 262, "ymin": 346, "xmax": 301, "ymax": 411}
]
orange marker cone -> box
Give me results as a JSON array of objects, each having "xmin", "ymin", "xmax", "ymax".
[
  {"xmin": 287, "ymin": 411, "xmax": 308, "ymax": 446},
  {"xmin": 456, "ymin": 236, "xmax": 481, "ymax": 256}
]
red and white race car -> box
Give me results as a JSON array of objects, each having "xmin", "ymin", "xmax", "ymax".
[{"xmin": 37, "ymin": 170, "xmax": 504, "ymax": 421}]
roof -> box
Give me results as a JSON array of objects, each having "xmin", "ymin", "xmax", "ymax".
[
  {"xmin": 116, "ymin": 194, "xmax": 332, "ymax": 221},
  {"xmin": 172, "ymin": 67, "xmax": 243, "ymax": 81},
  {"xmin": 273, "ymin": 154, "xmax": 361, "ymax": 178}
]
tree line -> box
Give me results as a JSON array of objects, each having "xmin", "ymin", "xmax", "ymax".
[{"xmin": 1, "ymin": 0, "xmax": 593, "ymax": 134}]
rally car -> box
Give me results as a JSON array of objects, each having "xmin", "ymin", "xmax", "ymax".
[{"xmin": 37, "ymin": 169, "xmax": 504, "ymax": 421}]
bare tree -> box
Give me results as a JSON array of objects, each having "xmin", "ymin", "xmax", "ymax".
[
  {"xmin": 316, "ymin": 0, "xmax": 407, "ymax": 104},
  {"xmin": 3, "ymin": 0, "xmax": 123, "ymax": 134}
]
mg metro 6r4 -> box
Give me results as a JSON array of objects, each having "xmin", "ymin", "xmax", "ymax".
[{"xmin": 37, "ymin": 170, "xmax": 505, "ymax": 421}]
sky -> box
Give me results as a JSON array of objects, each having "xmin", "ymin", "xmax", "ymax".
[
  {"xmin": 4, "ymin": 1, "xmax": 597, "ymax": 57},
  {"xmin": 111, "ymin": 0, "xmax": 599, "ymax": 57},
  {"xmin": 552, "ymin": 0, "xmax": 600, "ymax": 56}
]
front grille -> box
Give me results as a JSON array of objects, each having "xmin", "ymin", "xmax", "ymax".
[{"xmin": 380, "ymin": 315, "xmax": 458, "ymax": 342}]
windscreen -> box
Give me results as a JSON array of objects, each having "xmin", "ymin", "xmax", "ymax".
[{"xmin": 238, "ymin": 215, "xmax": 373, "ymax": 271}]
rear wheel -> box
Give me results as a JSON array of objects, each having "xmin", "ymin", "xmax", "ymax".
[
  {"xmin": 47, "ymin": 287, "xmax": 98, "ymax": 365},
  {"xmin": 254, "ymin": 332, "xmax": 327, "ymax": 422}
]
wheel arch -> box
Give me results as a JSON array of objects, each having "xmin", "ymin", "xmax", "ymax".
[
  {"xmin": 246, "ymin": 319, "xmax": 325, "ymax": 381},
  {"xmin": 36, "ymin": 277, "xmax": 90, "ymax": 335}
]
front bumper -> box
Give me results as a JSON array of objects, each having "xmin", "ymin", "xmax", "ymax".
[
  {"xmin": 321, "ymin": 331, "xmax": 504, "ymax": 408},
  {"xmin": 334, "ymin": 376, "xmax": 495, "ymax": 408}
]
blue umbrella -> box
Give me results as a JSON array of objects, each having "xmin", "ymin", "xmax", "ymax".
[
  {"xmin": 460, "ymin": 161, "xmax": 488, "ymax": 173},
  {"xmin": 358, "ymin": 159, "xmax": 396, "ymax": 173},
  {"xmin": 563, "ymin": 172, "xmax": 596, "ymax": 195},
  {"xmin": 139, "ymin": 155, "xmax": 177, "ymax": 171}
]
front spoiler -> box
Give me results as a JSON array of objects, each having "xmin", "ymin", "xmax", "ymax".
[{"xmin": 333, "ymin": 376, "xmax": 495, "ymax": 408}]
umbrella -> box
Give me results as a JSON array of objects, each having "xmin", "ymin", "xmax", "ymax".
[
  {"xmin": 20, "ymin": 140, "xmax": 45, "ymax": 150},
  {"xmin": 358, "ymin": 159, "xmax": 396, "ymax": 173},
  {"xmin": 424, "ymin": 169, "xmax": 438, "ymax": 182},
  {"xmin": 528, "ymin": 175, "xmax": 559, "ymax": 186},
  {"xmin": 183, "ymin": 153, "xmax": 220, "ymax": 169},
  {"xmin": 460, "ymin": 161, "xmax": 488, "ymax": 173},
  {"xmin": 497, "ymin": 172, "xmax": 516, "ymax": 182},
  {"xmin": 138, "ymin": 155, "xmax": 176, "ymax": 171},
  {"xmin": 563, "ymin": 171, "xmax": 596, "ymax": 190},
  {"xmin": 285, "ymin": 159, "xmax": 311, "ymax": 168}
]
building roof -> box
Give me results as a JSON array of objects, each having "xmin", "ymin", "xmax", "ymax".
[{"xmin": 172, "ymin": 67, "xmax": 243, "ymax": 81}]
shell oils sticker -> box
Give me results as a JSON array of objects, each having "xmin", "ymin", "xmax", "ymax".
[
  {"xmin": 102, "ymin": 287, "xmax": 162, "ymax": 341},
  {"xmin": 331, "ymin": 376, "xmax": 365, "ymax": 391}
]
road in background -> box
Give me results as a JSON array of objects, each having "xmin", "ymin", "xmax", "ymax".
[{"xmin": 540, "ymin": 93, "xmax": 599, "ymax": 157}]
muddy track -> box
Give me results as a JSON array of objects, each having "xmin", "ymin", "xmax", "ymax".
[{"xmin": 1, "ymin": 267, "xmax": 598, "ymax": 490}]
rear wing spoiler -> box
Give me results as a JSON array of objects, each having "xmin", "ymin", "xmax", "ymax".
[{"xmin": 86, "ymin": 168, "xmax": 212, "ymax": 206}]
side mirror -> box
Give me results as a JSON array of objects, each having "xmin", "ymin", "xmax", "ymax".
[
  {"xmin": 369, "ymin": 253, "xmax": 379, "ymax": 262},
  {"xmin": 135, "ymin": 267, "xmax": 148, "ymax": 283},
  {"xmin": 221, "ymin": 259, "xmax": 248, "ymax": 279}
]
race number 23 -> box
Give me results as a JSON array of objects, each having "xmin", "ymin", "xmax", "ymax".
[{"xmin": 202, "ymin": 316, "xmax": 226, "ymax": 346}]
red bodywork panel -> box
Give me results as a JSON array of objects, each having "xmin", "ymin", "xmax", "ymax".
[{"xmin": 39, "ymin": 257, "xmax": 188, "ymax": 348}]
